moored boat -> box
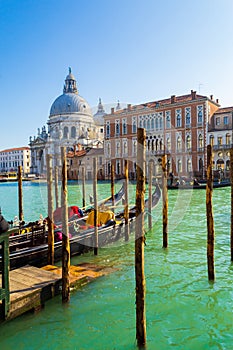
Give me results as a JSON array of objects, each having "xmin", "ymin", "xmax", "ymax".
[{"xmin": 3, "ymin": 183, "xmax": 161, "ymax": 270}]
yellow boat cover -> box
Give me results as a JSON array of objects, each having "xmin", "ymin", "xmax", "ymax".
[{"xmin": 86, "ymin": 210, "xmax": 115, "ymax": 226}]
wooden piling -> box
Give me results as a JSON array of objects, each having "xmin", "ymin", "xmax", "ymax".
[
  {"xmin": 46, "ymin": 154, "xmax": 54, "ymax": 266},
  {"xmin": 206, "ymin": 144, "xmax": 215, "ymax": 281},
  {"xmin": 93, "ymin": 158, "xmax": 98, "ymax": 255},
  {"xmin": 17, "ymin": 166, "xmax": 23, "ymax": 222},
  {"xmin": 162, "ymin": 154, "xmax": 168, "ymax": 248},
  {"xmin": 82, "ymin": 167, "xmax": 86, "ymax": 209},
  {"xmin": 61, "ymin": 147, "xmax": 70, "ymax": 302},
  {"xmin": 135, "ymin": 128, "xmax": 146, "ymax": 347},
  {"xmin": 148, "ymin": 161, "xmax": 153, "ymax": 230},
  {"xmin": 230, "ymin": 148, "xmax": 233, "ymax": 262},
  {"xmin": 111, "ymin": 164, "xmax": 115, "ymax": 212},
  {"xmin": 54, "ymin": 166, "xmax": 59, "ymax": 208},
  {"xmin": 124, "ymin": 159, "xmax": 129, "ymax": 241}
]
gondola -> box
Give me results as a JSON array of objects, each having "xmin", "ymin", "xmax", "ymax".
[
  {"xmin": 7, "ymin": 183, "xmax": 126, "ymax": 236},
  {"xmin": 3, "ymin": 183, "xmax": 161, "ymax": 270}
]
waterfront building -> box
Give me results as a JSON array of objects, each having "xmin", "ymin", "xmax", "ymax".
[
  {"xmin": 29, "ymin": 68, "xmax": 101, "ymax": 175},
  {"xmin": 67, "ymin": 144, "xmax": 104, "ymax": 180},
  {"xmin": 103, "ymin": 90, "xmax": 221, "ymax": 180},
  {"xmin": 0, "ymin": 147, "xmax": 31, "ymax": 175},
  {"xmin": 208, "ymin": 106, "xmax": 233, "ymax": 179}
]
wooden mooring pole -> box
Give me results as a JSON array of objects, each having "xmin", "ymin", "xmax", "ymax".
[
  {"xmin": 46, "ymin": 154, "xmax": 54, "ymax": 266},
  {"xmin": 148, "ymin": 161, "xmax": 153, "ymax": 231},
  {"xmin": 61, "ymin": 147, "xmax": 70, "ymax": 302},
  {"xmin": 93, "ymin": 158, "xmax": 98, "ymax": 255},
  {"xmin": 54, "ymin": 166, "xmax": 59, "ymax": 209},
  {"xmin": 111, "ymin": 163, "xmax": 115, "ymax": 212},
  {"xmin": 162, "ymin": 154, "xmax": 168, "ymax": 248},
  {"xmin": 230, "ymin": 148, "xmax": 233, "ymax": 262},
  {"xmin": 206, "ymin": 145, "xmax": 215, "ymax": 281},
  {"xmin": 124, "ymin": 159, "xmax": 129, "ymax": 241},
  {"xmin": 17, "ymin": 165, "xmax": 23, "ymax": 222},
  {"xmin": 135, "ymin": 128, "xmax": 146, "ymax": 347},
  {"xmin": 82, "ymin": 167, "xmax": 86, "ymax": 209}
]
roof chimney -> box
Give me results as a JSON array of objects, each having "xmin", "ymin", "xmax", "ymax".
[
  {"xmin": 216, "ymin": 98, "xmax": 219, "ymax": 104},
  {"xmin": 191, "ymin": 90, "xmax": 197, "ymax": 100},
  {"xmin": 127, "ymin": 104, "xmax": 131, "ymax": 111},
  {"xmin": 111, "ymin": 107, "xmax": 115, "ymax": 114},
  {"xmin": 210, "ymin": 95, "xmax": 213, "ymax": 100},
  {"xmin": 171, "ymin": 95, "xmax": 176, "ymax": 103}
]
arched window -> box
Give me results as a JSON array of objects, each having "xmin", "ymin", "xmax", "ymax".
[
  {"xmin": 63, "ymin": 126, "xmax": 68, "ymax": 138},
  {"xmin": 105, "ymin": 123, "xmax": 110, "ymax": 138},
  {"xmin": 198, "ymin": 134, "xmax": 203, "ymax": 149},
  {"xmin": 159, "ymin": 139, "xmax": 163, "ymax": 150},
  {"xmin": 166, "ymin": 138, "xmax": 171, "ymax": 151},
  {"xmin": 147, "ymin": 140, "xmax": 150, "ymax": 151},
  {"xmin": 199, "ymin": 158, "xmax": 203, "ymax": 172},
  {"xmin": 177, "ymin": 136, "xmax": 182, "ymax": 151},
  {"xmin": 132, "ymin": 117, "xmax": 137, "ymax": 133},
  {"xmin": 209, "ymin": 135, "xmax": 214, "ymax": 146},
  {"xmin": 71, "ymin": 126, "xmax": 76, "ymax": 138},
  {"xmin": 151, "ymin": 118, "xmax": 155, "ymax": 130},
  {"xmin": 123, "ymin": 141, "xmax": 128, "ymax": 155},
  {"xmin": 151, "ymin": 139, "xmax": 154, "ymax": 151},
  {"xmin": 177, "ymin": 159, "xmax": 182, "ymax": 172},
  {"xmin": 187, "ymin": 158, "xmax": 192, "ymax": 172},
  {"xmin": 226, "ymin": 133, "xmax": 231, "ymax": 145},
  {"xmin": 186, "ymin": 135, "xmax": 191, "ymax": 151},
  {"xmin": 159, "ymin": 117, "xmax": 162, "ymax": 130}
]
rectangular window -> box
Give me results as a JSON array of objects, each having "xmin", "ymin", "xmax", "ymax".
[
  {"xmin": 185, "ymin": 107, "xmax": 191, "ymax": 126},
  {"xmin": 224, "ymin": 116, "xmax": 228, "ymax": 125},
  {"xmin": 165, "ymin": 111, "xmax": 171, "ymax": 129},
  {"xmin": 132, "ymin": 117, "xmax": 137, "ymax": 133},
  {"xmin": 115, "ymin": 120, "xmax": 120, "ymax": 136},
  {"xmin": 216, "ymin": 117, "xmax": 220, "ymax": 126},
  {"xmin": 122, "ymin": 118, "xmax": 127, "ymax": 135},
  {"xmin": 197, "ymin": 105, "xmax": 203, "ymax": 124},
  {"xmin": 106, "ymin": 121, "xmax": 110, "ymax": 138}
]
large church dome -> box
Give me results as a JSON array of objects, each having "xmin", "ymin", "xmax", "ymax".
[
  {"xmin": 50, "ymin": 93, "xmax": 92, "ymax": 116},
  {"xmin": 49, "ymin": 68, "xmax": 92, "ymax": 118}
]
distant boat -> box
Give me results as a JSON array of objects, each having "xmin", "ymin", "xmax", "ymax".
[{"xmin": 0, "ymin": 172, "xmax": 18, "ymax": 182}]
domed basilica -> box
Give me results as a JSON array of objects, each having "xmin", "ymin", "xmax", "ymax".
[{"xmin": 29, "ymin": 68, "xmax": 104, "ymax": 174}]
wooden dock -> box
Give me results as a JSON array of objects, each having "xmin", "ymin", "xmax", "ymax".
[{"xmin": 0, "ymin": 263, "xmax": 114, "ymax": 322}]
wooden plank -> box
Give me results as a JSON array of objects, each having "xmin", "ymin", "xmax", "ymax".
[{"xmin": 1, "ymin": 262, "xmax": 116, "ymax": 323}]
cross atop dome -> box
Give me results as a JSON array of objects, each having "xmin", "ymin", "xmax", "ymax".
[{"xmin": 63, "ymin": 67, "xmax": 78, "ymax": 94}]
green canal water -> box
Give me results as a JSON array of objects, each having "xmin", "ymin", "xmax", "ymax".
[{"xmin": 0, "ymin": 181, "xmax": 232, "ymax": 349}]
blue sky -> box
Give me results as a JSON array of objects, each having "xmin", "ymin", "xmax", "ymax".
[{"xmin": 0, "ymin": 0, "xmax": 233, "ymax": 150}]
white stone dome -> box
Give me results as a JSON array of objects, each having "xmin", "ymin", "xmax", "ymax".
[{"xmin": 50, "ymin": 93, "xmax": 92, "ymax": 116}]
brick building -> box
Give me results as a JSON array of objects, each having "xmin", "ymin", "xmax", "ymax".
[{"xmin": 104, "ymin": 90, "xmax": 220, "ymax": 180}]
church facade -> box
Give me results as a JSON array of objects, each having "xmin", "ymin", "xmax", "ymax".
[{"xmin": 29, "ymin": 69, "xmax": 103, "ymax": 175}]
